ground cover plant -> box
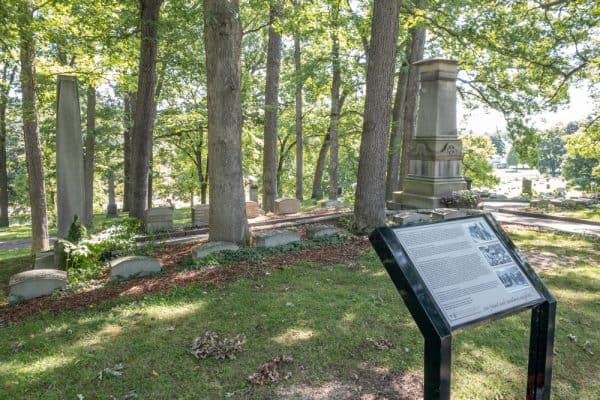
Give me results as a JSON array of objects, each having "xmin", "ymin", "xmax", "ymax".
[{"xmin": 0, "ymin": 228, "xmax": 598, "ymax": 399}]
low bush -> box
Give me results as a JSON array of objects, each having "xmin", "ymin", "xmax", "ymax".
[{"xmin": 440, "ymin": 190, "xmax": 481, "ymax": 209}]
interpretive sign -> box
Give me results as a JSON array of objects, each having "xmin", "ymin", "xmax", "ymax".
[{"xmin": 370, "ymin": 214, "xmax": 555, "ymax": 400}]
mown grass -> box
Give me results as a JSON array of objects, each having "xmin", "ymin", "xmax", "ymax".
[
  {"xmin": 0, "ymin": 229, "xmax": 598, "ymax": 399},
  {"xmin": 527, "ymin": 206, "xmax": 600, "ymax": 222}
]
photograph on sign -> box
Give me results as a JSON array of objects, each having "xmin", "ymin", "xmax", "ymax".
[{"xmin": 393, "ymin": 217, "xmax": 542, "ymax": 328}]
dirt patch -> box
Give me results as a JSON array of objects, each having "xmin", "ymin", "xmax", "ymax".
[
  {"xmin": 277, "ymin": 365, "xmax": 423, "ymax": 400},
  {"xmin": 0, "ymin": 236, "xmax": 368, "ymax": 323}
]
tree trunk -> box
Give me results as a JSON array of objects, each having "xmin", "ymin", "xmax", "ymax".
[
  {"xmin": 204, "ymin": 0, "xmax": 248, "ymax": 244},
  {"xmin": 311, "ymin": 133, "xmax": 330, "ymax": 199},
  {"xmin": 398, "ymin": 7, "xmax": 426, "ymax": 190},
  {"xmin": 83, "ymin": 86, "xmax": 96, "ymax": 228},
  {"xmin": 19, "ymin": 0, "xmax": 49, "ymax": 252},
  {"xmin": 0, "ymin": 64, "xmax": 15, "ymax": 227},
  {"xmin": 201, "ymin": 155, "xmax": 208, "ymax": 204},
  {"xmin": 130, "ymin": 0, "xmax": 163, "ymax": 220},
  {"xmin": 327, "ymin": 2, "xmax": 341, "ymax": 201},
  {"xmin": 294, "ymin": 35, "xmax": 304, "ymax": 201},
  {"xmin": 147, "ymin": 167, "xmax": 152, "ymax": 209},
  {"xmin": 354, "ymin": 0, "xmax": 400, "ymax": 232},
  {"xmin": 385, "ymin": 54, "xmax": 409, "ymax": 201},
  {"xmin": 262, "ymin": 2, "xmax": 282, "ymax": 212},
  {"xmin": 122, "ymin": 92, "xmax": 134, "ymax": 212}
]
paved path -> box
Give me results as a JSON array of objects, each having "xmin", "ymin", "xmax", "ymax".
[{"xmin": 481, "ymin": 202, "xmax": 600, "ymax": 237}]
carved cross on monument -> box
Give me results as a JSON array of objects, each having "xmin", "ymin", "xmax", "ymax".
[{"xmin": 393, "ymin": 58, "xmax": 466, "ymax": 209}]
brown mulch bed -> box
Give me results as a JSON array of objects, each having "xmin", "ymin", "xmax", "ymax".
[{"xmin": 0, "ymin": 236, "xmax": 369, "ymax": 324}]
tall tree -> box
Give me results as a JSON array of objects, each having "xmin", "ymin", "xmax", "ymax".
[
  {"xmin": 327, "ymin": 0, "xmax": 341, "ymax": 201},
  {"xmin": 83, "ymin": 86, "xmax": 96, "ymax": 227},
  {"xmin": 18, "ymin": 0, "xmax": 49, "ymax": 252},
  {"xmin": 204, "ymin": 0, "xmax": 249, "ymax": 244},
  {"xmin": 122, "ymin": 92, "xmax": 133, "ymax": 212},
  {"xmin": 354, "ymin": 0, "xmax": 400, "ymax": 232},
  {"xmin": 294, "ymin": 34, "xmax": 303, "ymax": 201},
  {"xmin": 0, "ymin": 61, "xmax": 15, "ymax": 227},
  {"xmin": 385, "ymin": 52, "xmax": 409, "ymax": 200},
  {"xmin": 130, "ymin": 0, "xmax": 163, "ymax": 220},
  {"xmin": 398, "ymin": 8, "xmax": 425, "ymax": 190},
  {"xmin": 262, "ymin": 1, "xmax": 282, "ymax": 212}
]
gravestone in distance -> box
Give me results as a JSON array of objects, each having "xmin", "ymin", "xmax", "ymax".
[
  {"xmin": 106, "ymin": 171, "xmax": 118, "ymax": 217},
  {"xmin": 192, "ymin": 204, "xmax": 209, "ymax": 226},
  {"xmin": 110, "ymin": 256, "xmax": 161, "ymax": 280},
  {"xmin": 392, "ymin": 59, "xmax": 467, "ymax": 209},
  {"xmin": 8, "ymin": 269, "xmax": 68, "ymax": 304},
  {"xmin": 245, "ymin": 201, "xmax": 261, "ymax": 219},
  {"xmin": 254, "ymin": 229, "xmax": 301, "ymax": 248},
  {"xmin": 144, "ymin": 207, "xmax": 173, "ymax": 233},
  {"xmin": 34, "ymin": 251, "xmax": 55, "ymax": 269},
  {"xmin": 247, "ymin": 176, "xmax": 259, "ymax": 203},
  {"xmin": 393, "ymin": 211, "xmax": 431, "ymax": 225},
  {"xmin": 431, "ymin": 208, "xmax": 469, "ymax": 221},
  {"xmin": 319, "ymin": 199, "xmax": 344, "ymax": 208},
  {"xmin": 191, "ymin": 241, "xmax": 240, "ymax": 260},
  {"xmin": 274, "ymin": 198, "xmax": 301, "ymax": 214},
  {"xmin": 56, "ymin": 75, "xmax": 85, "ymax": 237},
  {"xmin": 305, "ymin": 225, "xmax": 347, "ymax": 240},
  {"xmin": 522, "ymin": 178, "xmax": 533, "ymax": 196}
]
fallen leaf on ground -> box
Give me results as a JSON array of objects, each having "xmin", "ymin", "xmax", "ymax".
[
  {"xmin": 191, "ymin": 331, "xmax": 246, "ymax": 360},
  {"xmin": 248, "ymin": 355, "xmax": 294, "ymax": 385}
]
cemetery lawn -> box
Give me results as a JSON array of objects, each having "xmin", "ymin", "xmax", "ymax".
[
  {"xmin": 541, "ymin": 208, "xmax": 600, "ymax": 222},
  {"xmin": 0, "ymin": 228, "xmax": 599, "ymax": 399}
]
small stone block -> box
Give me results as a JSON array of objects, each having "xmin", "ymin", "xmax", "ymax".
[
  {"xmin": 110, "ymin": 256, "xmax": 161, "ymax": 280},
  {"xmin": 144, "ymin": 207, "xmax": 174, "ymax": 233},
  {"xmin": 245, "ymin": 201, "xmax": 261, "ymax": 219},
  {"xmin": 274, "ymin": 198, "xmax": 301, "ymax": 214},
  {"xmin": 393, "ymin": 212, "xmax": 430, "ymax": 225},
  {"xmin": 305, "ymin": 225, "xmax": 347, "ymax": 240},
  {"xmin": 8, "ymin": 269, "xmax": 67, "ymax": 304},
  {"xmin": 431, "ymin": 208, "xmax": 468, "ymax": 221},
  {"xmin": 254, "ymin": 229, "xmax": 301, "ymax": 248},
  {"xmin": 34, "ymin": 251, "xmax": 55, "ymax": 270},
  {"xmin": 319, "ymin": 199, "xmax": 344, "ymax": 208},
  {"xmin": 192, "ymin": 241, "xmax": 240, "ymax": 260}
]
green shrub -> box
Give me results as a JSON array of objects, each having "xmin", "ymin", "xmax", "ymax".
[{"xmin": 67, "ymin": 215, "xmax": 87, "ymax": 243}]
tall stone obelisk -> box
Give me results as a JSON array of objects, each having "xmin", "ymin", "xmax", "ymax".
[
  {"xmin": 56, "ymin": 75, "xmax": 85, "ymax": 237},
  {"xmin": 394, "ymin": 58, "xmax": 466, "ymax": 208}
]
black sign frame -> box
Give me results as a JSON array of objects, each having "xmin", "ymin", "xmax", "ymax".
[{"xmin": 369, "ymin": 213, "xmax": 556, "ymax": 400}]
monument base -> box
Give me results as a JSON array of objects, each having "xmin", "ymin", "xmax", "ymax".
[{"xmin": 389, "ymin": 176, "xmax": 467, "ymax": 209}]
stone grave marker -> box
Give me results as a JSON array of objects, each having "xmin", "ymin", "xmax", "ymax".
[
  {"xmin": 522, "ymin": 178, "xmax": 532, "ymax": 196},
  {"xmin": 305, "ymin": 225, "xmax": 347, "ymax": 240},
  {"xmin": 192, "ymin": 241, "xmax": 240, "ymax": 260},
  {"xmin": 246, "ymin": 201, "xmax": 261, "ymax": 218},
  {"xmin": 8, "ymin": 269, "xmax": 67, "ymax": 304},
  {"xmin": 274, "ymin": 198, "xmax": 300, "ymax": 214},
  {"xmin": 144, "ymin": 207, "xmax": 173, "ymax": 233},
  {"xmin": 192, "ymin": 204, "xmax": 209, "ymax": 226},
  {"xmin": 319, "ymin": 199, "xmax": 344, "ymax": 208},
  {"xmin": 110, "ymin": 256, "xmax": 161, "ymax": 280},
  {"xmin": 34, "ymin": 251, "xmax": 55, "ymax": 269},
  {"xmin": 431, "ymin": 208, "xmax": 468, "ymax": 221},
  {"xmin": 393, "ymin": 211, "xmax": 431, "ymax": 225},
  {"xmin": 255, "ymin": 229, "xmax": 301, "ymax": 248},
  {"xmin": 56, "ymin": 75, "xmax": 85, "ymax": 237}
]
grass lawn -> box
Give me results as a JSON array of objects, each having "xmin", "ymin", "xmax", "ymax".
[
  {"xmin": 526, "ymin": 206, "xmax": 600, "ymax": 222},
  {"xmin": 0, "ymin": 228, "xmax": 598, "ymax": 399}
]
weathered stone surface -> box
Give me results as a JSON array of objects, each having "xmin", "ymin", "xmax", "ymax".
[
  {"xmin": 246, "ymin": 201, "xmax": 261, "ymax": 219},
  {"xmin": 56, "ymin": 75, "xmax": 85, "ymax": 237},
  {"xmin": 431, "ymin": 208, "xmax": 468, "ymax": 221},
  {"xmin": 522, "ymin": 179, "xmax": 532, "ymax": 195},
  {"xmin": 110, "ymin": 256, "xmax": 161, "ymax": 280},
  {"xmin": 192, "ymin": 241, "xmax": 240, "ymax": 260},
  {"xmin": 34, "ymin": 251, "xmax": 55, "ymax": 270},
  {"xmin": 192, "ymin": 204, "xmax": 209, "ymax": 226},
  {"xmin": 255, "ymin": 229, "xmax": 301, "ymax": 248},
  {"xmin": 274, "ymin": 198, "xmax": 301, "ymax": 214},
  {"xmin": 305, "ymin": 225, "xmax": 347, "ymax": 240},
  {"xmin": 8, "ymin": 269, "xmax": 67, "ymax": 304},
  {"xmin": 319, "ymin": 199, "xmax": 344, "ymax": 208},
  {"xmin": 531, "ymin": 199, "xmax": 550, "ymax": 209},
  {"xmin": 144, "ymin": 207, "xmax": 173, "ymax": 233},
  {"xmin": 393, "ymin": 211, "xmax": 431, "ymax": 225},
  {"xmin": 249, "ymin": 185, "xmax": 259, "ymax": 203}
]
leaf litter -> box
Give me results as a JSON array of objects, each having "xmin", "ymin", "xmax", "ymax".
[
  {"xmin": 248, "ymin": 355, "xmax": 294, "ymax": 385},
  {"xmin": 191, "ymin": 331, "xmax": 246, "ymax": 360}
]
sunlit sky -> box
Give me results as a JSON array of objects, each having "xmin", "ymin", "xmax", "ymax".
[{"xmin": 457, "ymin": 86, "xmax": 596, "ymax": 135}]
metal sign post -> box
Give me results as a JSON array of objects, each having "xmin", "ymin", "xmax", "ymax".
[{"xmin": 369, "ymin": 213, "xmax": 556, "ymax": 400}]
